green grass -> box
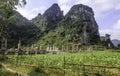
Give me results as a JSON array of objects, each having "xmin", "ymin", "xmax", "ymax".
[
  {"xmin": 6, "ymin": 51, "xmax": 120, "ymax": 66},
  {"xmin": 1, "ymin": 51, "xmax": 120, "ymax": 76},
  {"xmin": 0, "ymin": 70, "xmax": 18, "ymax": 76},
  {"xmin": 0, "ymin": 63, "xmax": 18, "ymax": 76}
]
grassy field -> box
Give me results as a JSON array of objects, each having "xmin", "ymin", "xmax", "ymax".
[
  {"xmin": 0, "ymin": 63, "xmax": 19, "ymax": 76},
  {"xmin": 1, "ymin": 50, "xmax": 120, "ymax": 76}
]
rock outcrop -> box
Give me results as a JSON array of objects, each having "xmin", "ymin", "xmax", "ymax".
[
  {"xmin": 34, "ymin": 3, "xmax": 100, "ymax": 48},
  {"xmin": 64, "ymin": 4, "xmax": 100, "ymax": 44},
  {"xmin": 0, "ymin": 3, "xmax": 100, "ymax": 48},
  {"xmin": 31, "ymin": 3, "xmax": 63, "ymax": 32}
]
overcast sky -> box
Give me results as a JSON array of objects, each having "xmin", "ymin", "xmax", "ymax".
[{"xmin": 17, "ymin": 0, "xmax": 120, "ymax": 40}]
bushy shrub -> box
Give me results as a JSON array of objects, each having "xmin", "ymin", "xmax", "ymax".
[{"xmin": 28, "ymin": 66, "xmax": 48, "ymax": 76}]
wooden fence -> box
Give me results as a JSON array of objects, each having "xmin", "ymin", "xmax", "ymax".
[{"xmin": 7, "ymin": 55, "xmax": 120, "ymax": 76}]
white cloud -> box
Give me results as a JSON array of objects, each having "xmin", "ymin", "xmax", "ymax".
[
  {"xmin": 31, "ymin": 6, "xmax": 46, "ymax": 14},
  {"xmin": 17, "ymin": 8, "xmax": 36, "ymax": 20},
  {"xmin": 57, "ymin": 0, "xmax": 120, "ymax": 17},
  {"xmin": 57, "ymin": 0, "xmax": 72, "ymax": 15},
  {"xmin": 17, "ymin": 6, "xmax": 46, "ymax": 20},
  {"xmin": 75, "ymin": 0, "xmax": 92, "ymax": 5},
  {"xmin": 115, "ymin": 4, "xmax": 120, "ymax": 10},
  {"xmin": 75, "ymin": 0, "xmax": 120, "ymax": 18},
  {"xmin": 17, "ymin": 0, "xmax": 120, "ymax": 19},
  {"xmin": 32, "ymin": 8, "xmax": 40, "ymax": 12},
  {"xmin": 100, "ymin": 19, "xmax": 120, "ymax": 40},
  {"xmin": 99, "ymin": 29, "xmax": 112, "ymax": 36},
  {"xmin": 113, "ymin": 20, "xmax": 120, "ymax": 29},
  {"xmin": 58, "ymin": 0, "xmax": 71, "ymax": 5},
  {"xmin": 60, "ymin": 5, "xmax": 71, "ymax": 15},
  {"xmin": 100, "ymin": 29, "xmax": 120, "ymax": 40}
]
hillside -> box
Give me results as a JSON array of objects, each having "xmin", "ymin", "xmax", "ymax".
[
  {"xmin": 6, "ymin": 11, "xmax": 39, "ymax": 47},
  {"xmin": 112, "ymin": 39, "xmax": 120, "ymax": 47},
  {"xmin": 31, "ymin": 3, "xmax": 63, "ymax": 32},
  {"xmin": 32, "ymin": 4, "xmax": 100, "ymax": 49},
  {"xmin": 0, "ymin": 3, "xmax": 100, "ymax": 48}
]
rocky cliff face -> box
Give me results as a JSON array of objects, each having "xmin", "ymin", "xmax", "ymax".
[
  {"xmin": 0, "ymin": 3, "xmax": 100, "ymax": 48},
  {"xmin": 64, "ymin": 4, "xmax": 100, "ymax": 44},
  {"xmin": 31, "ymin": 3, "xmax": 63, "ymax": 32},
  {"xmin": 43, "ymin": 3, "xmax": 63, "ymax": 22},
  {"xmin": 34, "ymin": 4, "xmax": 100, "ymax": 48}
]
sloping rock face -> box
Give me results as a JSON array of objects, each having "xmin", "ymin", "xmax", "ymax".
[
  {"xmin": 0, "ymin": 3, "xmax": 100, "ymax": 48},
  {"xmin": 63, "ymin": 4, "xmax": 100, "ymax": 44},
  {"xmin": 34, "ymin": 4, "xmax": 100, "ymax": 48},
  {"xmin": 112, "ymin": 39, "xmax": 120, "ymax": 47},
  {"xmin": 31, "ymin": 3, "xmax": 63, "ymax": 32},
  {"xmin": 43, "ymin": 3, "xmax": 63, "ymax": 24}
]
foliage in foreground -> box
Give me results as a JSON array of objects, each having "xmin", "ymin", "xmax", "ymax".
[
  {"xmin": 0, "ymin": 70, "xmax": 18, "ymax": 76},
  {"xmin": 7, "ymin": 51, "xmax": 120, "ymax": 67},
  {"xmin": 0, "ymin": 63, "xmax": 18, "ymax": 76},
  {"xmin": 2, "ymin": 51, "xmax": 120, "ymax": 76}
]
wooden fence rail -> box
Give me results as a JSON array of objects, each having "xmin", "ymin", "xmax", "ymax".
[
  {"xmin": 65, "ymin": 63, "xmax": 120, "ymax": 69},
  {"xmin": 15, "ymin": 62, "xmax": 120, "ymax": 75},
  {"xmin": 5, "ymin": 55, "xmax": 120, "ymax": 76}
]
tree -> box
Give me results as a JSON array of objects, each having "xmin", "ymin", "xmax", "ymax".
[
  {"xmin": 0, "ymin": 0, "xmax": 26, "ymax": 57},
  {"xmin": 0, "ymin": 0, "xmax": 26, "ymax": 35}
]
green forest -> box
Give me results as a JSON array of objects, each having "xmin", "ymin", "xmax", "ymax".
[{"xmin": 0, "ymin": 0, "xmax": 120, "ymax": 76}]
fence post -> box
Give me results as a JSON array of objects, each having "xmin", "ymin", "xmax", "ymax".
[
  {"xmin": 71, "ymin": 56, "xmax": 73, "ymax": 70},
  {"xmin": 43, "ymin": 55, "xmax": 45, "ymax": 68},
  {"xmin": 16, "ymin": 54, "xmax": 19, "ymax": 66},
  {"xmin": 63, "ymin": 56, "xmax": 65, "ymax": 76},
  {"xmin": 91, "ymin": 65, "xmax": 94, "ymax": 74},
  {"xmin": 83, "ymin": 65, "xmax": 86, "ymax": 75}
]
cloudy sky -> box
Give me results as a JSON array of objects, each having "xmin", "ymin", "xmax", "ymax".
[{"xmin": 17, "ymin": 0, "xmax": 120, "ymax": 40}]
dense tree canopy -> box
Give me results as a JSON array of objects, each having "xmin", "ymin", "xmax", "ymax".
[
  {"xmin": 0, "ymin": 0, "xmax": 26, "ymax": 50},
  {"xmin": 0, "ymin": 0, "xmax": 26, "ymax": 36},
  {"xmin": 0, "ymin": 0, "xmax": 26, "ymax": 9}
]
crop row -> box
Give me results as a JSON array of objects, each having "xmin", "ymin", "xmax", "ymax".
[{"xmin": 6, "ymin": 51, "xmax": 120, "ymax": 68}]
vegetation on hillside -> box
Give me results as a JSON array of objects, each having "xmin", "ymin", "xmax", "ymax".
[{"xmin": 0, "ymin": 0, "xmax": 27, "ymax": 48}]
